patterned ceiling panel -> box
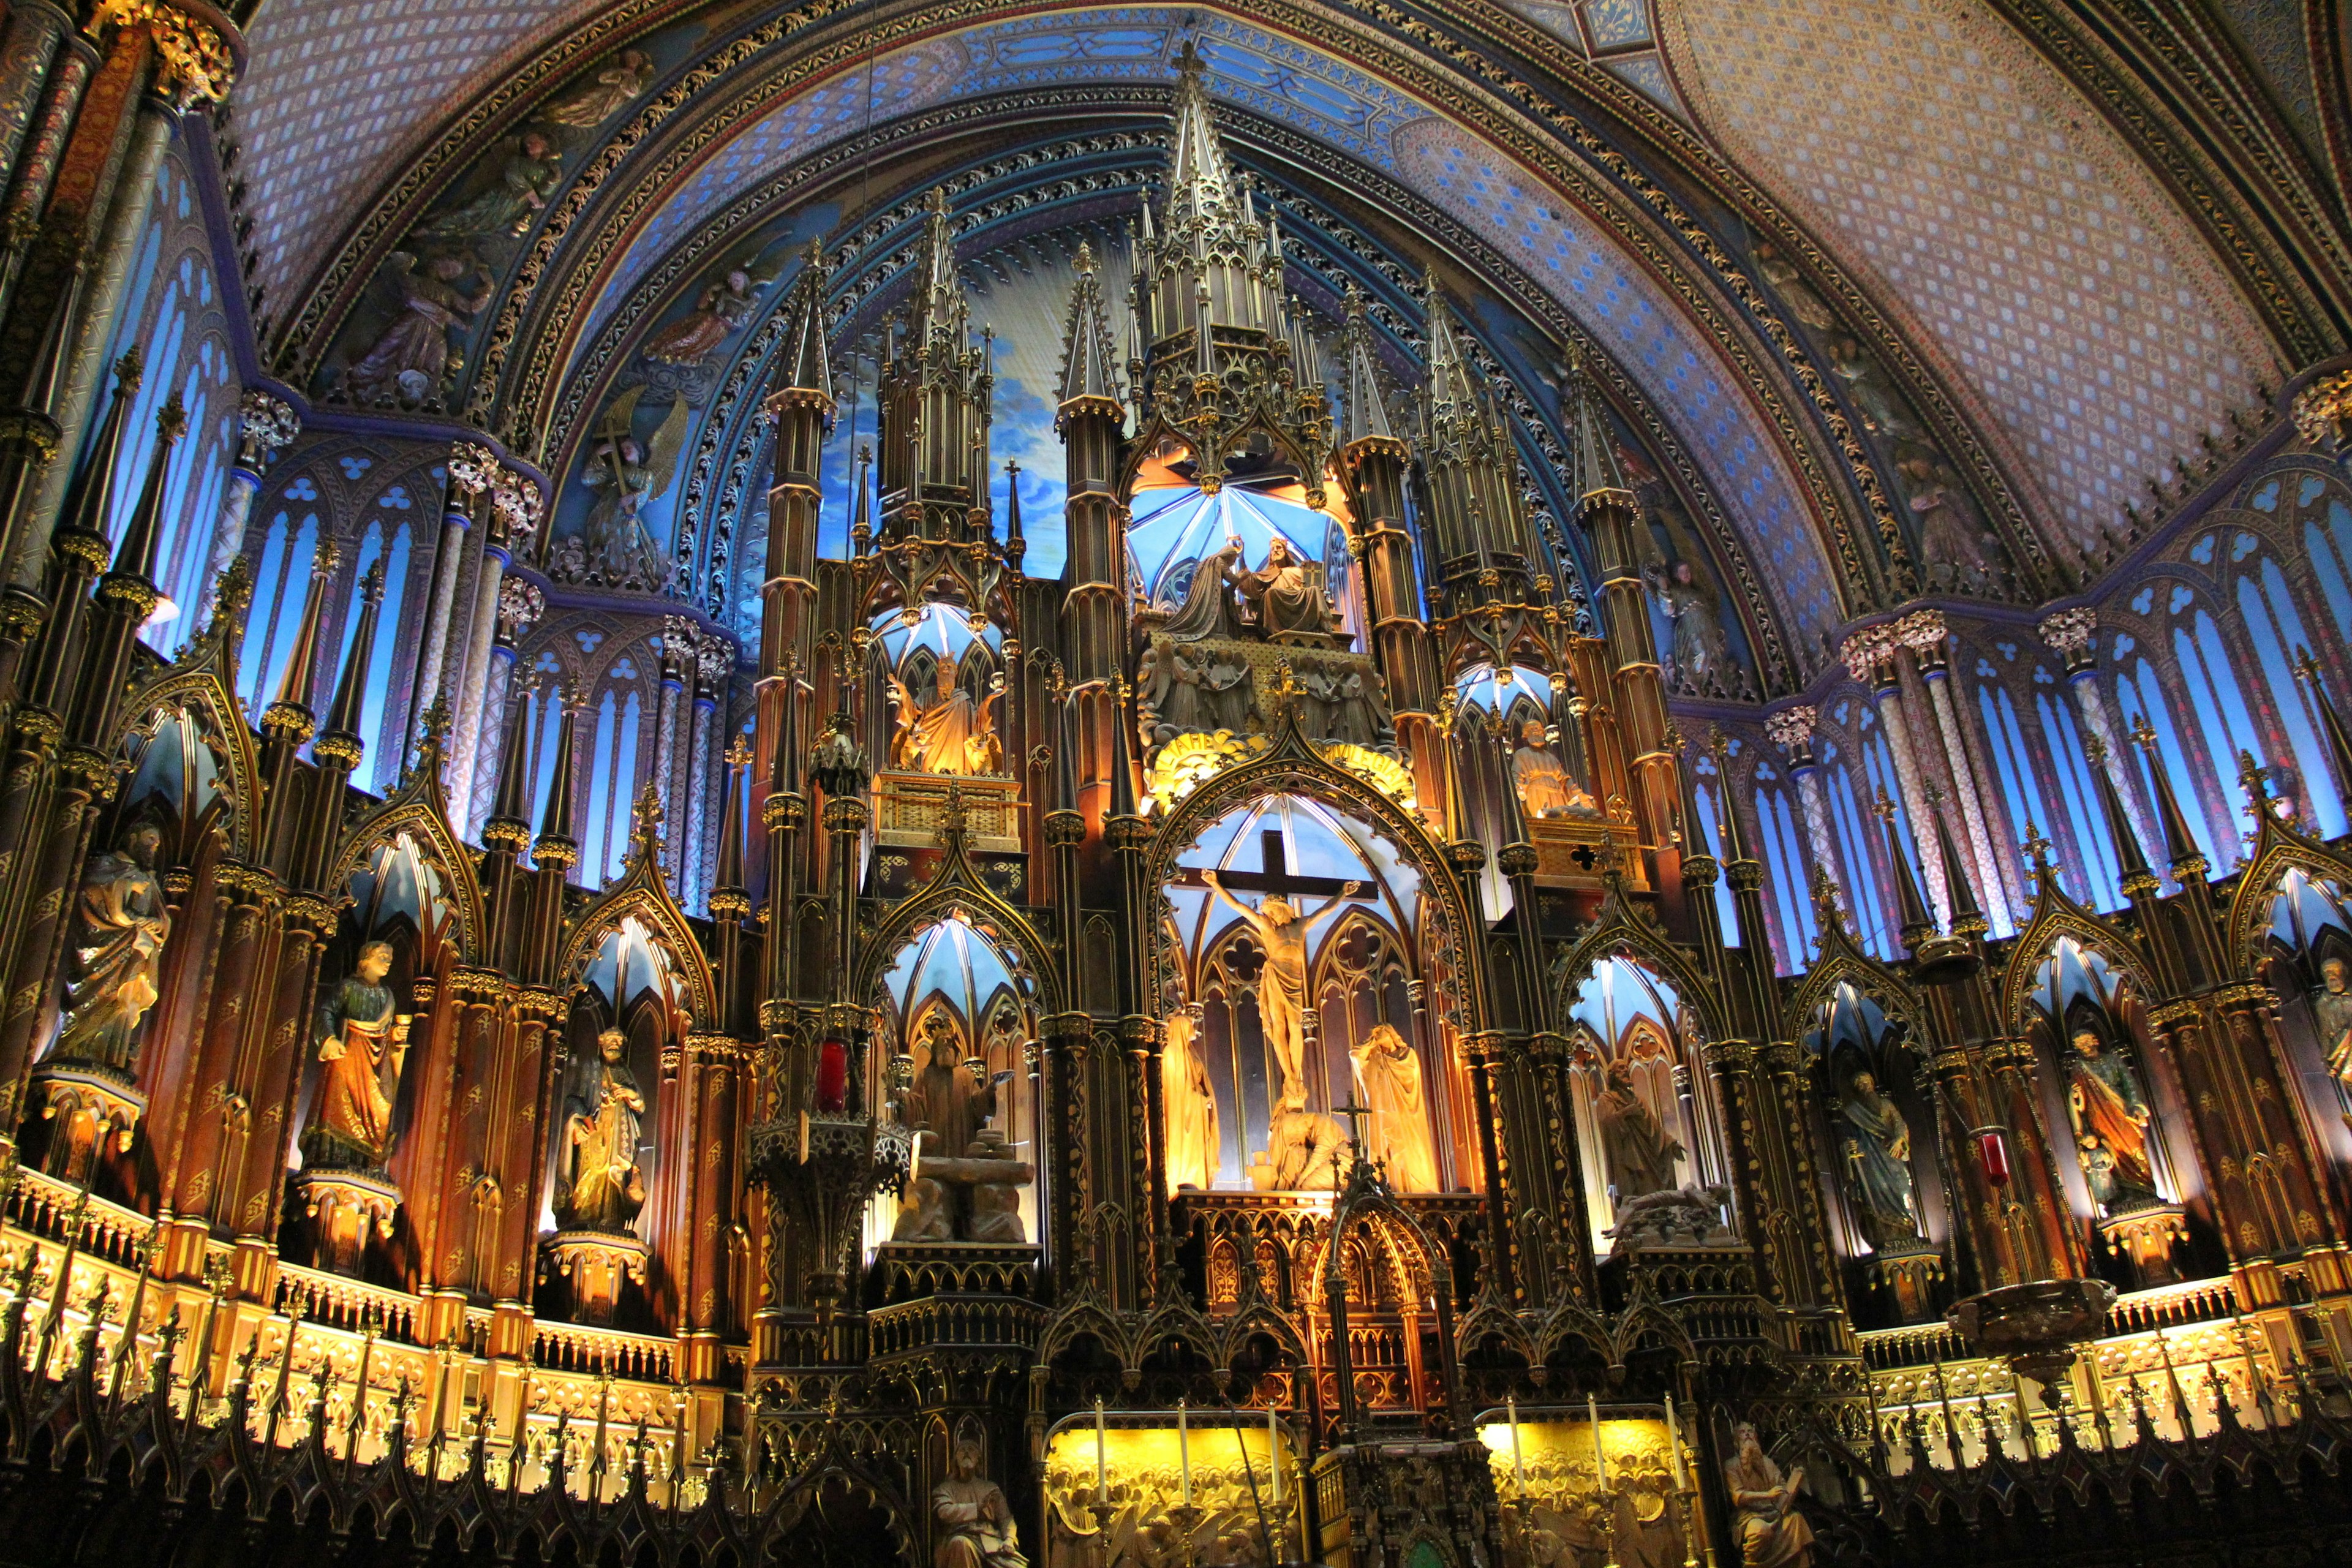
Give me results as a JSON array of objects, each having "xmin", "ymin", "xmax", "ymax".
[
  {"xmin": 1505, "ymin": 0, "xmax": 1691, "ymax": 121},
  {"xmin": 1660, "ymin": 0, "xmax": 2283, "ymax": 544},
  {"xmin": 1395, "ymin": 117, "xmax": 1838, "ymax": 639},
  {"xmin": 238, "ymin": 0, "xmax": 599, "ymax": 307},
  {"xmin": 593, "ymin": 10, "xmax": 1422, "ymax": 325}
]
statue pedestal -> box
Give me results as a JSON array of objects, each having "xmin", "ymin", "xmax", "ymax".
[
  {"xmin": 2097, "ymin": 1204, "xmax": 2187, "ymax": 1287},
  {"xmin": 26, "ymin": 1060, "xmax": 144, "ymax": 1182},
  {"xmin": 543, "ymin": 1231, "xmax": 650, "ymax": 1326},
  {"xmin": 894, "ymin": 1131, "xmax": 1033, "ymax": 1246},
  {"xmin": 1866, "ymin": 1238, "xmax": 1947, "ymax": 1324},
  {"xmin": 290, "ymin": 1167, "xmax": 401, "ymax": 1276},
  {"xmin": 870, "ymin": 1240, "xmax": 1039, "ymax": 1303}
]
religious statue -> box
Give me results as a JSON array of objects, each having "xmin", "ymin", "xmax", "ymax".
[
  {"xmin": 643, "ymin": 266, "xmax": 766, "ymax": 366},
  {"xmin": 1826, "ymin": 336, "xmax": 1913, "ymax": 439},
  {"xmin": 892, "ymin": 1175, "xmax": 952, "ymax": 1242},
  {"xmin": 1725, "ymin": 1423, "xmax": 1814, "ymax": 1568},
  {"xmin": 1257, "ymin": 1104, "xmax": 1349, "ymax": 1191},
  {"xmin": 536, "ymin": 49, "xmax": 653, "ymax": 132},
  {"xmin": 1162, "ymin": 1006, "xmax": 1221, "ymax": 1191},
  {"xmin": 1330, "ymin": 669, "xmax": 1389, "ymax": 748},
  {"xmin": 1200, "ymin": 869, "xmax": 1360, "ymax": 1110},
  {"xmin": 1836, "ymin": 1071, "xmax": 1921, "ymax": 1248},
  {"xmin": 2310, "ymin": 955, "xmax": 2352, "ymax": 1093},
  {"xmin": 1295, "ymin": 666, "xmax": 1340, "ymax": 738},
  {"xmin": 2065, "ymin": 1028, "xmax": 2158, "ymax": 1213},
  {"xmin": 582, "ymin": 439, "xmax": 665, "ymax": 584},
  {"xmin": 303, "ymin": 941, "xmax": 411, "ymax": 1170},
  {"xmin": 1597, "ymin": 1060, "xmax": 1683, "ymax": 1201},
  {"xmin": 342, "ymin": 254, "xmax": 491, "ymax": 407},
  {"xmin": 1164, "ymin": 541, "xmax": 1249, "ymax": 641},
  {"xmin": 1752, "ymin": 241, "xmax": 1839, "ymax": 333},
  {"xmin": 907, "ymin": 1012, "xmax": 1004, "ymax": 1161},
  {"xmin": 47, "ymin": 823, "xmax": 171, "ymax": 1075},
  {"xmin": 1199, "ymin": 649, "xmax": 1256, "ymax": 734},
  {"xmin": 889, "ymin": 657, "xmax": 1003, "ymax": 775},
  {"xmin": 414, "ymin": 131, "xmax": 562, "ymax": 245},
  {"xmin": 1510, "ymin": 719, "xmax": 1599, "ymax": 820},
  {"xmin": 1350, "ymin": 1024, "xmax": 1439, "ymax": 1191},
  {"xmin": 1235, "ymin": 538, "xmax": 1344, "ymax": 644},
  {"xmin": 932, "ymin": 1438, "xmax": 1027, "ymax": 1568},
  {"xmin": 1645, "ymin": 559, "xmax": 1730, "ymax": 695},
  {"xmin": 556, "ymin": 1027, "xmax": 648, "ymax": 1232},
  {"xmin": 1898, "ymin": 448, "xmax": 1997, "ymax": 591}
]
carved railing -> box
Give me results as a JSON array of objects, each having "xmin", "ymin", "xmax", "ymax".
[
  {"xmin": 6, "ymin": 1168, "xmax": 155, "ymax": 1266},
  {"xmin": 530, "ymin": 1317, "xmax": 676, "ymax": 1382}
]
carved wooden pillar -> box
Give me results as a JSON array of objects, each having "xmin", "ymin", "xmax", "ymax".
[
  {"xmin": 681, "ymin": 1031, "xmax": 741, "ymax": 1382},
  {"xmin": 2145, "ymin": 990, "xmax": 2334, "ymax": 1265},
  {"xmin": 1458, "ymin": 1028, "xmax": 1515, "ymax": 1305}
]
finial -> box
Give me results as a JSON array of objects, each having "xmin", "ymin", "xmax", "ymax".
[
  {"xmin": 1871, "ymin": 788, "xmax": 1897, "ymax": 824},
  {"xmin": 725, "ymin": 733, "xmax": 753, "ymax": 771},
  {"xmin": 629, "ymin": 783, "xmax": 665, "ymax": 860},
  {"xmin": 2021, "ymin": 820, "xmax": 2052, "ymax": 871}
]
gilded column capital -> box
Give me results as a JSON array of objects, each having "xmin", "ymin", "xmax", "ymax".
[
  {"xmin": 1700, "ymin": 1037, "xmax": 1758, "ymax": 1072},
  {"xmin": 2037, "ymin": 607, "xmax": 2098, "ymax": 657},
  {"xmin": 88, "ymin": 0, "xmax": 235, "ymax": 105},
  {"xmin": 2292, "ymin": 368, "xmax": 2352, "ymax": 447},
  {"xmin": 2145, "ymin": 998, "xmax": 2204, "ymax": 1031}
]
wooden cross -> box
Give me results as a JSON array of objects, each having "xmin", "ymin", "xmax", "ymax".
[{"xmin": 1178, "ymin": 829, "xmax": 1368, "ymax": 902}]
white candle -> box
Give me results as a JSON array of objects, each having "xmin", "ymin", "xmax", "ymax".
[
  {"xmin": 1178, "ymin": 1400, "xmax": 1191, "ymax": 1507},
  {"xmin": 1665, "ymin": 1393, "xmax": 1686, "ymax": 1490},
  {"xmin": 1507, "ymin": 1395, "xmax": 1526, "ymax": 1491},
  {"xmin": 1269, "ymin": 1406, "xmax": 1281, "ymax": 1506},
  {"xmin": 1095, "ymin": 1397, "xmax": 1107, "ymax": 1504},
  {"xmin": 1589, "ymin": 1395, "xmax": 1606, "ymax": 1489}
]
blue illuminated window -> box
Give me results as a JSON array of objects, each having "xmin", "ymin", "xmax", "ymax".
[
  {"xmin": 2034, "ymin": 690, "xmax": 2124, "ymax": 909},
  {"xmin": 2237, "ymin": 557, "xmax": 2345, "ymax": 834}
]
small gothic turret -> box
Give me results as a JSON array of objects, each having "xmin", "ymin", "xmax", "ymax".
[
  {"xmin": 1416, "ymin": 277, "xmax": 1531, "ymax": 577},
  {"xmin": 1129, "ymin": 43, "xmax": 1327, "ymax": 498}
]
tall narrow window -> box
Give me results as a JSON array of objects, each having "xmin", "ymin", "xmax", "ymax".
[
  {"xmin": 1823, "ymin": 752, "xmax": 1891, "ymax": 957},
  {"xmin": 2117, "ymin": 653, "xmax": 2225, "ymax": 870},
  {"xmin": 1691, "ymin": 765, "xmax": 1741, "ymax": 946},
  {"xmin": 238, "ymin": 507, "xmax": 318, "ymax": 720},
  {"xmin": 2035, "ymin": 689, "xmax": 2124, "ymax": 909},
  {"xmin": 2237, "ymin": 556, "xmax": 2345, "ymax": 834},
  {"xmin": 1753, "ymin": 766, "xmax": 1815, "ymax": 974}
]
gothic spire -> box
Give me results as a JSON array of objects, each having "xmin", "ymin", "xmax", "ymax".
[
  {"xmin": 915, "ymin": 187, "xmax": 968, "ymax": 345},
  {"xmin": 2083, "ymin": 734, "xmax": 2157, "ymax": 895},
  {"xmin": 2128, "ymin": 718, "xmax": 2207, "ymax": 879},
  {"xmin": 2295, "ymin": 648, "xmax": 2352, "ymax": 809},
  {"xmin": 319, "ymin": 557, "xmax": 386, "ymax": 755},
  {"xmin": 56, "ymin": 350, "xmax": 142, "ymax": 548},
  {"xmin": 1562, "ymin": 340, "xmax": 1628, "ymax": 503},
  {"xmin": 1875, "ymin": 791, "xmax": 1937, "ymax": 950},
  {"xmin": 772, "ymin": 240, "xmax": 835, "ymax": 404},
  {"xmin": 109, "ymin": 398, "xmax": 185, "ymax": 588},
  {"xmin": 263, "ymin": 538, "xmax": 340, "ymax": 738},
  {"xmin": 535, "ymin": 685, "xmax": 584, "ymax": 865},
  {"xmin": 1057, "ymin": 241, "xmax": 1121, "ymax": 413},
  {"xmin": 1164, "ymin": 41, "xmax": 1238, "ymax": 234},
  {"xmin": 1338, "ymin": 286, "xmax": 1398, "ymax": 450},
  {"xmin": 485, "ymin": 680, "xmax": 538, "ymax": 848},
  {"xmin": 711, "ymin": 734, "xmax": 750, "ymax": 907},
  {"xmin": 1933, "ymin": 802, "xmax": 1988, "ymax": 939},
  {"xmin": 1420, "ymin": 274, "xmax": 1477, "ymax": 421}
]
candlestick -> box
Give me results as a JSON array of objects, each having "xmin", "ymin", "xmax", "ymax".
[
  {"xmin": 1269, "ymin": 1405, "xmax": 1281, "ymax": 1506},
  {"xmin": 1589, "ymin": 1395, "xmax": 1606, "ymax": 1489},
  {"xmin": 1507, "ymin": 1395, "xmax": 1526, "ymax": 1492},
  {"xmin": 1178, "ymin": 1399, "xmax": 1191, "ymax": 1507},
  {"xmin": 1095, "ymin": 1396, "xmax": 1107, "ymax": 1504},
  {"xmin": 1665, "ymin": 1393, "xmax": 1685, "ymax": 1490}
]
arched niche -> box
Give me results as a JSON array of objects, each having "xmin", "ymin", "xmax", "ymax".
[
  {"xmin": 537, "ymin": 914, "xmax": 695, "ymax": 1330},
  {"xmin": 276, "ymin": 834, "xmax": 464, "ymax": 1283},
  {"xmin": 1129, "ymin": 461, "xmax": 1363, "ymax": 652},
  {"xmin": 865, "ymin": 601, "xmax": 1010, "ymax": 778},
  {"xmin": 1561, "ymin": 954, "xmax": 1733, "ymax": 1256},
  {"xmin": 866, "ymin": 910, "xmax": 1041, "ymax": 1255},
  {"xmin": 2256, "ymin": 865, "xmax": 2352, "ymax": 1167},
  {"xmin": 1801, "ymin": 982, "xmax": 1946, "ymax": 1325},
  {"xmin": 2023, "ymin": 936, "xmax": 2196, "ymax": 1286},
  {"xmin": 1158, "ymin": 790, "xmax": 1466, "ymax": 1196}
]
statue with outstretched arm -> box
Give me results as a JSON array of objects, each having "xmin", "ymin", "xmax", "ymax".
[{"xmin": 1200, "ymin": 868, "xmax": 1360, "ymax": 1109}]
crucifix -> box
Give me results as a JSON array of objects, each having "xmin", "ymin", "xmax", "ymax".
[
  {"xmin": 1193, "ymin": 829, "xmax": 1369, "ymax": 1113},
  {"xmin": 1176, "ymin": 829, "xmax": 1371, "ymax": 903}
]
